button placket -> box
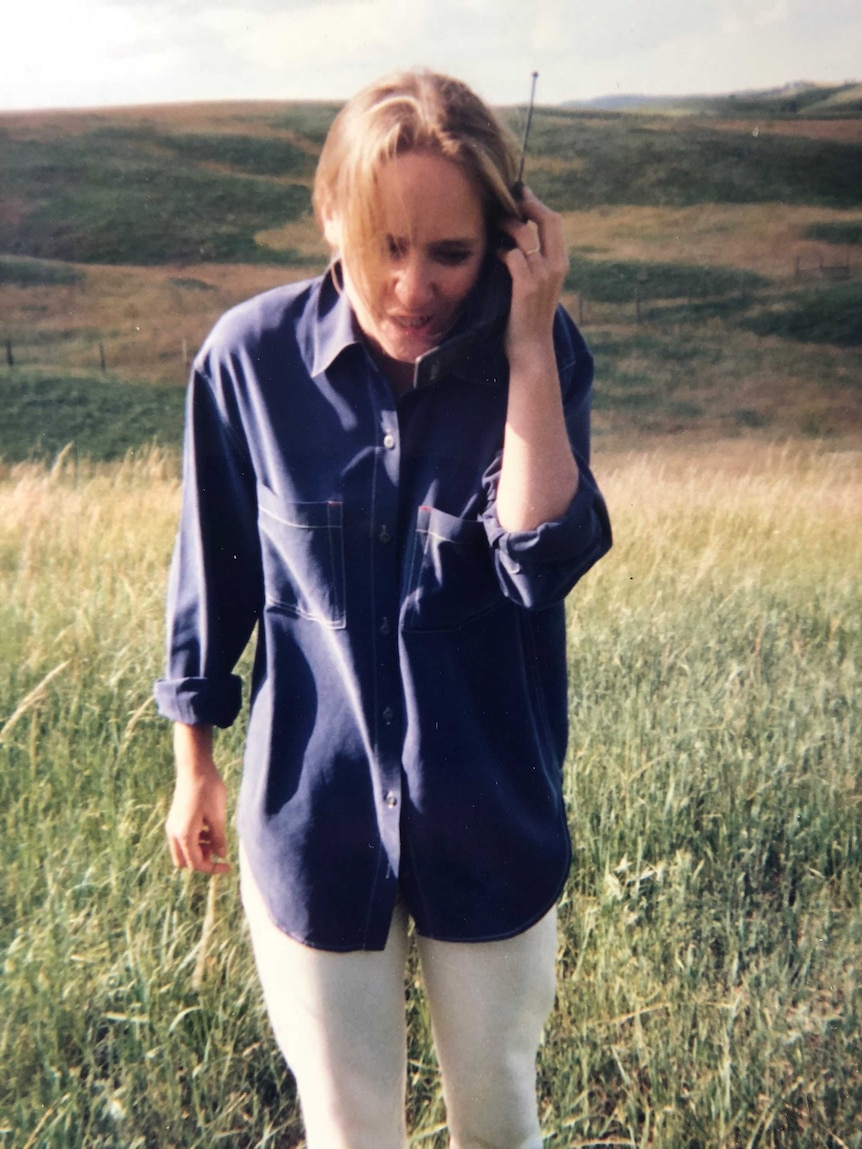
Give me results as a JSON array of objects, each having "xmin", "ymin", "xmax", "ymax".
[{"xmin": 369, "ymin": 400, "xmax": 402, "ymax": 834}]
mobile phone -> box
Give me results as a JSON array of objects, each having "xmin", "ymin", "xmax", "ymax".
[
  {"xmin": 412, "ymin": 73, "xmax": 538, "ymax": 391},
  {"xmin": 412, "ymin": 255, "xmax": 511, "ymax": 389}
]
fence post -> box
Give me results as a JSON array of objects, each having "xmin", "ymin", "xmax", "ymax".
[
  {"xmin": 182, "ymin": 338, "xmax": 189, "ymax": 368},
  {"xmin": 577, "ymin": 294, "xmax": 583, "ymax": 326},
  {"xmin": 635, "ymin": 286, "xmax": 641, "ymax": 324},
  {"xmin": 5, "ymin": 340, "xmax": 13, "ymax": 367},
  {"xmin": 99, "ymin": 342, "xmax": 106, "ymax": 372}
]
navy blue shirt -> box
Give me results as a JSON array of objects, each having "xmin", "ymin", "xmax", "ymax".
[{"xmin": 154, "ymin": 266, "xmax": 611, "ymax": 951}]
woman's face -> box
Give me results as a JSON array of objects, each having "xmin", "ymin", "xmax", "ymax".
[{"xmin": 338, "ymin": 150, "xmax": 488, "ymax": 371}]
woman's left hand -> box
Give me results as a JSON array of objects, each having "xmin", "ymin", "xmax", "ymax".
[
  {"xmin": 494, "ymin": 188, "xmax": 578, "ymax": 533},
  {"xmin": 497, "ymin": 187, "xmax": 570, "ymax": 367}
]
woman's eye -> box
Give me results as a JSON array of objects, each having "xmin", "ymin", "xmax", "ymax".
[
  {"xmin": 386, "ymin": 237, "xmax": 407, "ymax": 259},
  {"xmin": 436, "ymin": 250, "xmax": 472, "ymax": 266}
]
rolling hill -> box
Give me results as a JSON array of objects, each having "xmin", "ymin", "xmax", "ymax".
[{"xmin": 1, "ymin": 89, "xmax": 861, "ymax": 459}]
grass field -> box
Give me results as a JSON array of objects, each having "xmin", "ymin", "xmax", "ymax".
[
  {"xmin": 3, "ymin": 96, "xmax": 862, "ymax": 446},
  {"xmin": 1, "ymin": 91, "xmax": 861, "ymax": 1147},
  {"xmin": 0, "ymin": 371, "xmax": 186, "ymax": 462},
  {"xmin": 3, "ymin": 102, "xmax": 861, "ymax": 444},
  {"xmin": 0, "ymin": 442, "xmax": 859, "ymax": 1148}
]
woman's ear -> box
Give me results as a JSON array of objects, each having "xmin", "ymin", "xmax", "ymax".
[{"xmin": 320, "ymin": 201, "xmax": 342, "ymax": 250}]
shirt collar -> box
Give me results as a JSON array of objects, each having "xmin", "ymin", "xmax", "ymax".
[
  {"xmin": 309, "ymin": 264, "xmax": 363, "ymax": 378},
  {"xmin": 308, "ymin": 262, "xmax": 507, "ymax": 389}
]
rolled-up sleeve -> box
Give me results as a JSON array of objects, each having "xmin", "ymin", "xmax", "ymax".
[
  {"xmin": 480, "ymin": 309, "xmax": 612, "ymax": 610},
  {"xmin": 153, "ymin": 363, "xmax": 262, "ymax": 727}
]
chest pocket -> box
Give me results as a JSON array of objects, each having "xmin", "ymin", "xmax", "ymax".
[
  {"xmin": 257, "ymin": 484, "xmax": 346, "ymax": 629},
  {"xmin": 403, "ymin": 506, "xmax": 503, "ymax": 633}
]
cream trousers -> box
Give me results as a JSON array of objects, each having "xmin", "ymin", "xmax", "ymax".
[{"xmin": 240, "ymin": 849, "xmax": 558, "ymax": 1149}]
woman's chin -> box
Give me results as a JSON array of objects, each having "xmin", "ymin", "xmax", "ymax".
[{"xmin": 378, "ymin": 340, "xmax": 428, "ymax": 369}]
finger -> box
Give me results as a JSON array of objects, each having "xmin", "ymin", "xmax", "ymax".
[
  {"xmin": 208, "ymin": 823, "xmax": 230, "ymax": 865},
  {"xmin": 499, "ymin": 217, "xmax": 540, "ymax": 258},
  {"xmin": 195, "ymin": 823, "xmax": 232, "ymax": 874},
  {"xmin": 198, "ymin": 837, "xmax": 231, "ymax": 874},
  {"xmin": 180, "ymin": 831, "xmax": 206, "ymax": 871},
  {"xmin": 516, "ymin": 185, "xmax": 554, "ymax": 221},
  {"xmin": 168, "ymin": 834, "xmax": 186, "ymax": 869},
  {"xmin": 167, "ymin": 828, "xmax": 190, "ymax": 869},
  {"xmin": 516, "ymin": 188, "xmax": 566, "ymax": 262},
  {"xmin": 497, "ymin": 243, "xmax": 532, "ymax": 283}
]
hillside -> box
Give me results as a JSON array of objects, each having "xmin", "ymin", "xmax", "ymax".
[
  {"xmin": 564, "ymin": 80, "xmax": 862, "ymax": 117},
  {"xmin": 1, "ymin": 94, "xmax": 861, "ymax": 459}
]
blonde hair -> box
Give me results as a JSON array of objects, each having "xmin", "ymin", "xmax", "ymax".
[{"xmin": 313, "ymin": 70, "xmax": 520, "ymax": 308}]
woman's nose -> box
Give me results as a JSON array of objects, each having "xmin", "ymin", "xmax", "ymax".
[{"xmin": 394, "ymin": 257, "xmax": 435, "ymax": 310}]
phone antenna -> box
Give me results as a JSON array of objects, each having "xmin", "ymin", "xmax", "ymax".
[{"xmin": 513, "ymin": 71, "xmax": 539, "ymax": 198}]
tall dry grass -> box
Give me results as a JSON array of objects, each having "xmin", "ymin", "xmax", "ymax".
[{"xmin": 0, "ymin": 440, "xmax": 859, "ymax": 1147}]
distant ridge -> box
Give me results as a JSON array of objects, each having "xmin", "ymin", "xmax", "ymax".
[{"xmin": 563, "ymin": 80, "xmax": 862, "ymax": 116}]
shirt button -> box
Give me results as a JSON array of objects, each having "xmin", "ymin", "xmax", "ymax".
[
  {"xmin": 379, "ymin": 617, "xmax": 392, "ymax": 636},
  {"xmin": 379, "ymin": 524, "xmax": 391, "ymax": 544},
  {"xmin": 385, "ymin": 792, "xmax": 399, "ymax": 809},
  {"xmin": 383, "ymin": 432, "xmax": 396, "ymax": 450},
  {"xmin": 382, "ymin": 706, "xmax": 394, "ymax": 724}
]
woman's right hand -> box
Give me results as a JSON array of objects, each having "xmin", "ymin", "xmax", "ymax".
[{"xmin": 165, "ymin": 723, "xmax": 231, "ymax": 874}]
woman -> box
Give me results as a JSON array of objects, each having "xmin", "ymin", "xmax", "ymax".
[{"xmin": 156, "ymin": 69, "xmax": 611, "ymax": 1149}]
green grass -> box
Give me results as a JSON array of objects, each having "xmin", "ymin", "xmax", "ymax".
[
  {"xmin": 505, "ymin": 109, "xmax": 862, "ymax": 210},
  {"xmin": 0, "ymin": 130, "xmax": 310, "ymax": 265},
  {"xmin": 804, "ymin": 220, "xmax": 862, "ymax": 245},
  {"xmin": 1, "ymin": 268, "xmax": 855, "ymax": 461},
  {"xmin": 0, "ymin": 372, "xmax": 186, "ymax": 462},
  {"xmin": 565, "ymin": 257, "xmax": 767, "ymax": 303},
  {"xmin": 0, "ymin": 257, "xmax": 84, "ymax": 287},
  {"xmin": 744, "ymin": 281, "xmax": 862, "ymax": 347},
  {"xmin": 586, "ymin": 332, "xmax": 749, "ymax": 432},
  {"xmin": 700, "ymin": 82, "xmax": 862, "ymax": 117},
  {"xmin": 0, "ymin": 445, "xmax": 859, "ymax": 1147},
  {"xmin": 644, "ymin": 293, "xmax": 765, "ymax": 324},
  {"xmin": 553, "ymin": 454, "xmax": 862, "ymax": 1146},
  {"xmin": 4, "ymin": 107, "xmax": 862, "ymax": 271},
  {"xmin": 0, "ymin": 113, "xmax": 860, "ymax": 1149},
  {"xmin": 130, "ymin": 129, "xmax": 315, "ymax": 179},
  {"xmin": 586, "ymin": 333, "xmax": 722, "ymax": 363},
  {"xmin": 261, "ymin": 102, "xmax": 344, "ymax": 146},
  {"xmin": 168, "ymin": 276, "xmax": 218, "ymax": 292},
  {"xmin": 562, "ymin": 82, "xmax": 862, "ymax": 118},
  {"xmin": 734, "ymin": 408, "xmax": 771, "ymax": 429}
]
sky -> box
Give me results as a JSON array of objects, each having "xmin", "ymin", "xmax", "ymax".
[{"xmin": 2, "ymin": 0, "xmax": 860, "ymax": 112}]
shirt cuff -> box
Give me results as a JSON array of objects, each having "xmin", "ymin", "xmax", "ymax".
[
  {"xmin": 482, "ymin": 465, "xmax": 612, "ymax": 609},
  {"xmin": 153, "ymin": 675, "xmax": 243, "ymax": 728}
]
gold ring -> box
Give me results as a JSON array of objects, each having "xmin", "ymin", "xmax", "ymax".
[{"xmin": 525, "ymin": 245, "xmax": 541, "ymax": 256}]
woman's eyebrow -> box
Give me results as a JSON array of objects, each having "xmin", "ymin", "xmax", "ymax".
[
  {"xmin": 385, "ymin": 236, "xmax": 480, "ymax": 253},
  {"xmin": 430, "ymin": 238, "xmax": 480, "ymax": 250}
]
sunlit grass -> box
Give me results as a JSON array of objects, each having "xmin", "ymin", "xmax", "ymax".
[
  {"xmin": 550, "ymin": 443, "xmax": 861, "ymax": 1145},
  {"xmin": 1, "ymin": 441, "xmax": 859, "ymax": 1147},
  {"xmin": 0, "ymin": 372, "xmax": 187, "ymax": 462}
]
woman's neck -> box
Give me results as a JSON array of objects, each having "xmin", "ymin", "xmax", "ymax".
[{"xmin": 368, "ymin": 344, "xmax": 415, "ymax": 399}]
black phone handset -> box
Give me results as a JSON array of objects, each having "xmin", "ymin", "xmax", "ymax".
[{"xmin": 412, "ymin": 73, "xmax": 539, "ymax": 390}]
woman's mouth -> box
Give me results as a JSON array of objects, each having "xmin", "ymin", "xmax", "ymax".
[
  {"xmin": 379, "ymin": 310, "xmax": 461, "ymax": 361},
  {"xmin": 392, "ymin": 314, "xmax": 436, "ymax": 333}
]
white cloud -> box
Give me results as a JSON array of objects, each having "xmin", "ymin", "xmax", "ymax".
[
  {"xmin": 719, "ymin": 0, "xmax": 789, "ymax": 36},
  {"xmin": 0, "ymin": 0, "xmax": 859, "ymax": 110},
  {"xmin": 2, "ymin": 4, "xmax": 176, "ymax": 107},
  {"xmin": 204, "ymin": 0, "xmax": 411, "ymax": 74}
]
